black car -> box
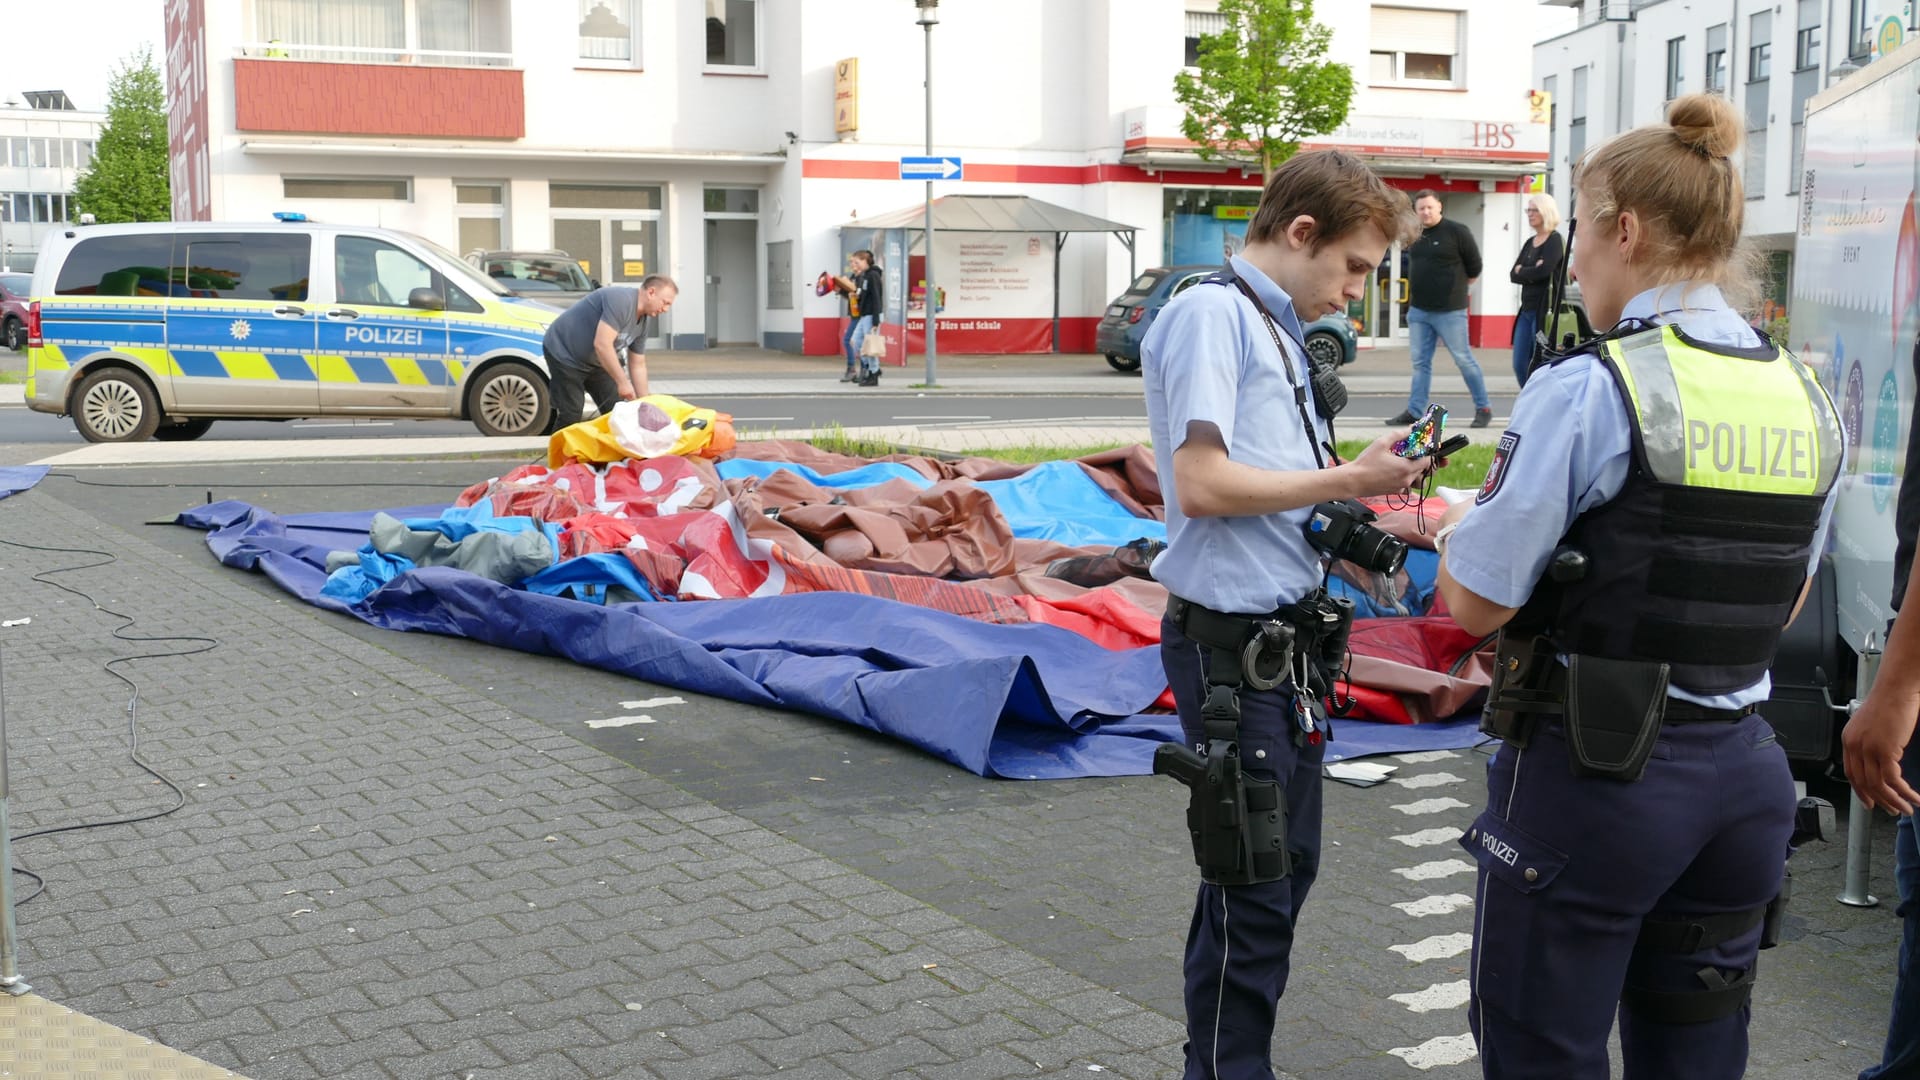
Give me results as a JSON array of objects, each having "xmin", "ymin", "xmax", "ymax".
[{"xmin": 1094, "ymin": 264, "xmax": 1358, "ymax": 373}]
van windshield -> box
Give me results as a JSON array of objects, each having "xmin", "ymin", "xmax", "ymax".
[{"xmin": 403, "ymin": 232, "xmax": 514, "ymax": 298}]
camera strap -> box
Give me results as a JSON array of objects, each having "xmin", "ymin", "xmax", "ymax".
[{"xmin": 1218, "ymin": 272, "xmax": 1331, "ymax": 471}]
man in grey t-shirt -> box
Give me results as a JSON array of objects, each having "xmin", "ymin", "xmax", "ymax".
[{"xmin": 541, "ymin": 274, "xmax": 679, "ymax": 430}]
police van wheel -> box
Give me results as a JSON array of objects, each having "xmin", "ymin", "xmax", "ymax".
[
  {"xmin": 154, "ymin": 418, "xmax": 215, "ymax": 442},
  {"xmin": 72, "ymin": 368, "xmax": 161, "ymax": 443},
  {"xmin": 468, "ymin": 362, "xmax": 550, "ymax": 437}
]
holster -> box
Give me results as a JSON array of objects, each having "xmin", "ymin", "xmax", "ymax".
[
  {"xmin": 1563, "ymin": 653, "xmax": 1670, "ymax": 782},
  {"xmin": 1479, "ymin": 631, "xmax": 1560, "ymax": 748},
  {"xmin": 1153, "ymin": 740, "xmax": 1291, "ymax": 885}
]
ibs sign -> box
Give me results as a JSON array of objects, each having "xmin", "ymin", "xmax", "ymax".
[{"xmin": 164, "ymin": 0, "xmax": 211, "ymax": 221}]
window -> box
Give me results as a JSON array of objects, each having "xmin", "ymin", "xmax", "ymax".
[
  {"xmin": 176, "ymin": 234, "xmax": 312, "ymax": 301},
  {"xmin": 77, "ymin": 140, "xmax": 94, "ymax": 170},
  {"xmin": 1666, "ymin": 37, "xmax": 1686, "ymax": 100},
  {"xmin": 550, "ymin": 183, "xmax": 660, "ymax": 210},
  {"xmin": 1184, "ymin": 8, "xmax": 1225, "ymax": 68},
  {"xmin": 1569, "ymin": 65, "xmax": 1588, "ymax": 165},
  {"xmin": 454, "ymin": 182, "xmax": 505, "ymax": 255},
  {"xmin": 336, "ymin": 235, "xmax": 451, "ymax": 310},
  {"xmin": 703, "ymin": 188, "xmax": 758, "ymax": 213},
  {"xmin": 1705, "ymin": 25, "xmax": 1727, "ymax": 93},
  {"xmin": 705, "ymin": 0, "xmax": 758, "ymax": 70},
  {"xmin": 1849, "ymin": 0, "xmax": 1873, "ymax": 60},
  {"xmin": 282, "ymin": 176, "xmax": 411, "ymax": 200},
  {"xmin": 578, "ymin": 0, "xmax": 639, "ymax": 66},
  {"xmin": 1796, "ymin": 0, "xmax": 1822, "ymax": 71},
  {"xmin": 28, "ymin": 139, "xmax": 48, "ymax": 169},
  {"xmin": 1747, "ymin": 12, "xmax": 1771, "ymax": 195},
  {"xmin": 255, "ymin": 0, "xmax": 507, "ymax": 66},
  {"xmin": 1369, "ymin": 6, "xmax": 1464, "ymax": 87},
  {"xmin": 54, "ymin": 233, "xmax": 176, "ymax": 297}
]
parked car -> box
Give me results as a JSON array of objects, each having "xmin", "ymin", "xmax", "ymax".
[
  {"xmin": 466, "ymin": 249, "xmax": 598, "ymax": 308},
  {"xmin": 27, "ymin": 221, "xmax": 560, "ymax": 442},
  {"xmin": 0, "ymin": 273, "xmax": 29, "ymax": 351},
  {"xmin": 1094, "ymin": 264, "xmax": 1358, "ymax": 373}
]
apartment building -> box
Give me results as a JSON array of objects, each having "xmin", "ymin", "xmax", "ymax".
[
  {"xmin": 0, "ymin": 91, "xmax": 104, "ymax": 272},
  {"xmin": 164, "ymin": 0, "xmax": 1545, "ymax": 354},
  {"xmin": 1533, "ymin": 0, "xmax": 1909, "ymax": 319}
]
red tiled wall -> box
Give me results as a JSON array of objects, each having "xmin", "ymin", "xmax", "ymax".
[{"xmin": 234, "ymin": 59, "xmax": 524, "ymax": 139}]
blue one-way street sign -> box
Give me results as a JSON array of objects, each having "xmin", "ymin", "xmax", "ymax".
[{"xmin": 899, "ymin": 156, "xmax": 964, "ymax": 180}]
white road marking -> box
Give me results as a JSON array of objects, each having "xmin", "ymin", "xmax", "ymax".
[
  {"xmin": 1389, "ymin": 980, "xmax": 1472, "ymax": 1013},
  {"xmin": 1392, "ymin": 797, "xmax": 1472, "ymax": 816},
  {"xmin": 1388, "ymin": 1034, "xmax": 1478, "ymax": 1069},
  {"xmin": 1394, "ymin": 750, "xmax": 1461, "ymax": 764},
  {"xmin": 892, "ymin": 414, "xmax": 992, "ymax": 420},
  {"xmin": 727, "ymin": 416, "xmax": 794, "ymax": 422},
  {"xmin": 1393, "ymin": 893, "xmax": 1475, "ymax": 918},
  {"xmin": 1390, "ymin": 932, "xmax": 1474, "ymax": 963},
  {"xmin": 586, "ymin": 715, "xmax": 657, "ymax": 728},
  {"xmin": 1391, "ymin": 771, "xmax": 1467, "ymax": 790},
  {"xmin": 1392, "ymin": 827, "xmax": 1462, "ymax": 848},
  {"xmin": 1392, "ymin": 859, "xmax": 1474, "ymax": 882},
  {"xmin": 620, "ymin": 696, "xmax": 686, "ymax": 709}
]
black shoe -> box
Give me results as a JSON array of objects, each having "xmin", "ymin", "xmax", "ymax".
[
  {"xmin": 840, "ymin": 369, "xmax": 856, "ymax": 383},
  {"xmin": 858, "ymin": 371, "xmax": 880, "ymax": 386},
  {"xmin": 1384, "ymin": 409, "xmax": 1420, "ymax": 426},
  {"xmin": 1472, "ymin": 408, "xmax": 1494, "ymax": 429}
]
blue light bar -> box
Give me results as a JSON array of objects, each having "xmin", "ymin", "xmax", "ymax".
[{"xmin": 272, "ymin": 211, "xmax": 308, "ymax": 222}]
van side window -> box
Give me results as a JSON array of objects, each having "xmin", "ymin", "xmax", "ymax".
[
  {"xmin": 176, "ymin": 234, "xmax": 311, "ymax": 302},
  {"xmin": 54, "ymin": 234, "xmax": 176, "ymax": 297},
  {"xmin": 337, "ymin": 235, "xmax": 476, "ymax": 312}
]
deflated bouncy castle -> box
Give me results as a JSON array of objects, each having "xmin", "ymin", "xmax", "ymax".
[{"xmin": 178, "ymin": 396, "xmax": 1494, "ymax": 779}]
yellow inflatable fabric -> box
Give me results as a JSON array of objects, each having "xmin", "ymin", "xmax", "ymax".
[{"xmin": 548, "ymin": 394, "xmax": 737, "ymax": 467}]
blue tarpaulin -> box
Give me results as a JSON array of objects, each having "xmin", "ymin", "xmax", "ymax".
[{"xmin": 0, "ymin": 466, "xmax": 49, "ymax": 500}]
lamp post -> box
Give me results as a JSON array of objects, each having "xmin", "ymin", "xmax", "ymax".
[{"xmin": 915, "ymin": 0, "xmax": 938, "ymax": 386}]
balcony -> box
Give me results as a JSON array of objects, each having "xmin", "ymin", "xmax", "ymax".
[{"xmin": 233, "ymin": 49, "xmax": 524, "ymax": 140}]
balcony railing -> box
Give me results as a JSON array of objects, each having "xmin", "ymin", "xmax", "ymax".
[{"xmin": 236, "ymin": 42, "xmax": 512, "ymax": 68}]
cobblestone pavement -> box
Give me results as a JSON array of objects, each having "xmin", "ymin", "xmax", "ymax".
[{"xmin": 0, "ymin": 455, "xmax": 1903, "ymax": 1079}]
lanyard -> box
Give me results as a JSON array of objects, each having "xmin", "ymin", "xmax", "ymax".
[{"xmin": 1227, "ymin": 275, "xmax": 1330, "ymax": 471}]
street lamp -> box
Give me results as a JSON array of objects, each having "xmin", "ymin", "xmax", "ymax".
[{"xmin": 915, "ymin": 0, "xmax": 939, "ymax": 386}]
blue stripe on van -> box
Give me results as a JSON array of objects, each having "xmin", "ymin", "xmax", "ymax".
[
  {"xmin": 172, "ymin": 351, "xmax": 228, "ymax": 378},
  {"xmin": 267, "ymin": 354, "xmax": 317, "ymax": 381},
  {"xmin": 347, "ymin": 357, "xmax": 397, "ymax": 384}
]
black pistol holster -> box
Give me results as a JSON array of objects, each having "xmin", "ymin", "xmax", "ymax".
[{"xmin": 1156, "ymin": 594, "xmax": 1327, "ymax": 885}]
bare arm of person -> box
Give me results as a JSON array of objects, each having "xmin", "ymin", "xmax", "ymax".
[
  {"xmin": 593, "ymin": 321, "xmax": 636, "ymax": 399},
  {"xmin": 1844, "ymin": 568, "xmax": 1920, "ymax": 812}
]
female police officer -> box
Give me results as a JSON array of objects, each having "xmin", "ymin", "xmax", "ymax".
[
  {"xmin": 1142, "ymin": 149, "xmax": 1430, "ymax": 1078},
  {"xmin": 1432, "ymin": 93, "xmax": 1843, "ymax": 1078}
]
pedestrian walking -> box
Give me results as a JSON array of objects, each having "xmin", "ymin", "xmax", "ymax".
[
  {"xmin": 1431, "ymin": 93, "xmax": 1844, "ymax": 1078},
  {"xmin": 1509, "ymin": 192, "xmax": 1566, "ymax": 386},
  {"xmin": 834, "ymin": 251, "xmax": 884, "ymax": 386},
  {"xmin": 1387, "ymin": 190, "xmax": 1494, "ymax": 428},
  {"xmin": 541, "ymin": 275, "xmax": 678, "ymax": 430}
]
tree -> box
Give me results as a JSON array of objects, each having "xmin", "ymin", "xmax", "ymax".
[
  {"xmin": 1172, "ymin": 0, "xmax": 1355, "ymax": 183},
  {"xmin": 70, "ymin": 46, "xmax": 171, "ymax": 224}
]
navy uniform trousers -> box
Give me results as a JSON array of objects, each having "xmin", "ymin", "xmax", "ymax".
[
  {"xmin": 1464, "ymin": 715, "xmax": 1795, "ymax": 1079},
  {"xmin": 1161, "ymin": 616, "xmax": 1327, "ymax": 1080}
]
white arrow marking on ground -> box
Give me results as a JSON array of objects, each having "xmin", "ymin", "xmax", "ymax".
[
  {"xmin": 1392, "ymin": 859, "xmax": 1475, "ymax": 882},
  {"xmin": 1393, "ymin": 797, "xmax": 1472, "ymax": 816},
  {"xmin": 586, "ymin": 715, "xmax": 657, "ymax": 728},
  {"xmin": 1388, "ymin": 1033, "xmax": 1478, "ymax": 1069},
  {"xmin": 1389, "ymin": 980, "xmax": 1472, "ymax": 1014},
  {"xmin": 1393, "ymin": 893, "xmax": 1475, "ymax": 918},
  {"xmin": 1392, "ymin": 827, "xmax": 1462, "ymax": 848},
  {"xmin": 1391, "ymin": 772, "xmax": 1467, "ymax": 790},
  {"xmin": 1395, "ymin": 750, "xmax": 1461, "ymax": 764},
  {"xmin": 1390, "ymin": 932, "xmax": 1474, "ymax": 963},
  {"xmin": 620, "ymin": 696, "xmax": 686, "ymax": 709}
]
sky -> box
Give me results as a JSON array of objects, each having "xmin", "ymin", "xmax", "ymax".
[
  {"xmin": 7, "ymin": 0, "xmax": 167, "ymax": 112},
  {"xmin": 4, "ymin": 1, "xmax": 1584, "ymax": 115}
]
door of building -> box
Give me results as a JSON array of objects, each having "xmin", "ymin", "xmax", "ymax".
[{"xmin": 549, "ymin": 184, "xmax": 665, "ymax": 347}]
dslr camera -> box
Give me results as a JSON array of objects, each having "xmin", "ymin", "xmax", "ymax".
[{"xmin": 1304, "ymin": 499, "xmax": 1407, "ymax": 575}]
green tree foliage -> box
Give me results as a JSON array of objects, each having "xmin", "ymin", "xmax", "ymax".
[
  {"xmin": 1172, "ymin": 0, "xmax": 1355, "ymax": 182},
  {"xmin": 70, "ymin": 47, "xmax": 171, "ymax": 224}
]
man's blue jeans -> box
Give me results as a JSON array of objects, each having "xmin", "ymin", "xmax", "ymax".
[
  {"xmin": 1863, "ymin": 747, "xmax": 1920, "ymax": 1079},
  {"xmin": 1407, "ymin": 305, "xmax": 1491, "ymax": 414}
]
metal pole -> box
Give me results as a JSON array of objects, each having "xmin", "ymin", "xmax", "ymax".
[
  {"xmin": 0, "ymin": 646, "xmax": 31, "ymax": 996},
  {"xmin": 922, "ymin": 17, "xmax": 937, "ymax": 387},
  {"xmin": 1840, "ymin": 638, "xmax": 1882, "ymax": 907}
]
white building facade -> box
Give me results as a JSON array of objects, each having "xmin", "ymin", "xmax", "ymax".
[
  {"xmin": 1533, "ymin": 0, "xmax": 1913, "ymax": 322},
  {"xmin": 165, "ymin": 0, "xmax": 1546, "ymax": 354},
  {"xmin": 0, "ymin": 92, "xmax": 104, "ymax": 273}
]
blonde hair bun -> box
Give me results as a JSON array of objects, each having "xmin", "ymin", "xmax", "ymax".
[{"xmin": 1667, "ymin": 93, "xmax": 1742, "ymax": 160}]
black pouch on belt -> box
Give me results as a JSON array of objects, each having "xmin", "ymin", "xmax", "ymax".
[{"xmin": 1563, "ymin": 653, "xmax": 1670, "ymax": 783}]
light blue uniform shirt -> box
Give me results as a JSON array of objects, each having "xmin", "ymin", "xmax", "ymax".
[
  {"xmin": 1446, "ymin": 283, "xmax": 1841, "ymax": 708},
  {"xmin": 1143, "ymin": 255, "xmax": 1329, "ymax": 614}
]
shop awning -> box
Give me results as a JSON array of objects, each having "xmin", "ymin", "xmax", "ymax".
[{"xmin": 844, "ymin": 195, "xmax": 1140, "ymax": 353}]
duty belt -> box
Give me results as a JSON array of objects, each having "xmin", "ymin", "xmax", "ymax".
[{"xmin": 1537, "ymin": 665, "xmax": 1757, "ymax": 723}]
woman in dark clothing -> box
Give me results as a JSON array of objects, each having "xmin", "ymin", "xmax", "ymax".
[{"xmin": 1509, "ymin": 192, "xmax": 1566, "ymax": 386}]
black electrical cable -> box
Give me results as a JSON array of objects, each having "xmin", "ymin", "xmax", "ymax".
[
  {"xmin": 1, "ymin": 528, "xmax": 218, "ymax": 908},
  {"xmin": 44, "ymin": 471, "xmax": 476, "ymax": 490}
]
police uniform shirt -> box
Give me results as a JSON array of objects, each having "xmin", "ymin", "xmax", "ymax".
[
  {"xmin": 1445, "ymin": 283, "xmax": 1841, "ymax": 709},
  {"xmin": 1143, "ymin": 254, "xmax": 1328, "ymax": 615}
]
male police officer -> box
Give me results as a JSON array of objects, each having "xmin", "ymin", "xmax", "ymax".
[{"xmin": 1143, "ymin": 149, "xmax": 1427, "ymax": 1079}]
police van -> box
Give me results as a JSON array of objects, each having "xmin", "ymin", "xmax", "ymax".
[{"xmin": 24, "ymin": 220, "xmax": 560, "ymax": 441}]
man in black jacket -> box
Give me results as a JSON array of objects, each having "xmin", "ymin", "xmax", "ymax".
[{"xmin": 1387, "ymin": 191, "xmax": 1494, "ymax": 428}]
